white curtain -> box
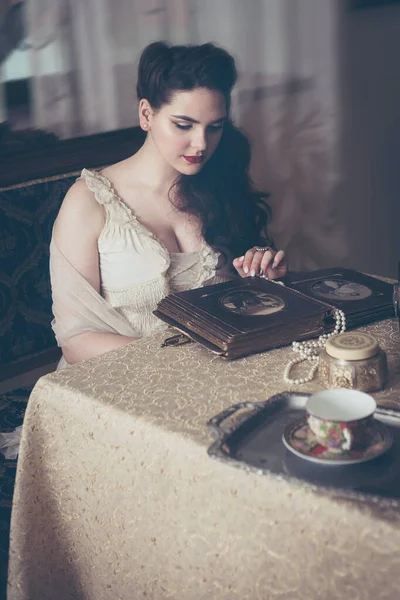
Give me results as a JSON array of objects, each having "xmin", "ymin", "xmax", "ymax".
[{"xmin": 25, "ymin": 0, "xmax": 347, "ymax": 270}]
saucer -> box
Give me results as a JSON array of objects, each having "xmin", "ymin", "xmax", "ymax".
[{"xmin": 282, "ymin": 417, "xmax": 393, "ymax": 466}]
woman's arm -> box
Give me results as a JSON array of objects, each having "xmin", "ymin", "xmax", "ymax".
[
  {"xmin": 52, "ymin": 180, "xmax": 136, "ymax": 364},
  {"xmin": 61, "ymin": 332, "xmax": 136, "ymax": 364}
]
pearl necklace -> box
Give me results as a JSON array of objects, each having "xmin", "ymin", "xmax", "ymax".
[{"xmin": 283, "ymin": 309, "xmax": 346, "ymax": 385}]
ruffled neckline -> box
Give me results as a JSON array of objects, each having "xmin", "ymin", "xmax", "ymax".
[{"xmin": 81, "ymin": 168, "xmax": 220, "ymax": 284}]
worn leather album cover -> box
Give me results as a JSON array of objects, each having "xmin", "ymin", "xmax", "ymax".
[
  {"xmin": 154, "ymin": 277, "xmax": 335, "ymax": 359},
  {"xmin": 154, "ymin": 268, "xmax": 395, "ymax": 359},
  {"xmin": 284, "ymin": 268, "xmax": 394, "ymax": 328}
]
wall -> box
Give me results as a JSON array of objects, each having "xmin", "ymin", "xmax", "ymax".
[{"xmin": 340, "ymin": 3, "xmax": 400, "ymax": 278}]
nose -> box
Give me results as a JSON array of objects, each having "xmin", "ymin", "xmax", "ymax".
[{"xmin": 190, "ymin": 128, "xmax": 207, "ymax": 153}]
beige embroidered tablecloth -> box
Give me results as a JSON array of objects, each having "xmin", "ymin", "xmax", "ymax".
[{"xmin": 8, "ymin": 320, "xmax": 400, "ymax": 600}]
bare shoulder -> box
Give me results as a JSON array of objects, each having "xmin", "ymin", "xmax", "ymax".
[
  {"xmin": 52, "ymin": 178, "xmax": 104, "ymax": 290},
  {"xmin": 54, "ymin": 179, "xmax": 104, "ymax": 235},
  {"xmin": 100, "ymin": 156, "xmax": 131, "ymax": 180}
]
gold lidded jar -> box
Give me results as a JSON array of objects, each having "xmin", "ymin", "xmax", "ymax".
[{"xmin": 319, "ymin": 332, "xmax": 388, "ymax": 393}]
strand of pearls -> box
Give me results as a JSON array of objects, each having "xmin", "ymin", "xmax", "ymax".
[{"xmin": 283, "ymin": 309, "xmax": 346, "ymax": 385}]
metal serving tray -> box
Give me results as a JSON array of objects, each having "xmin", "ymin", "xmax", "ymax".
[{"xmin": 207, "ymin": 392, "xmax": 400, "ymax": 506}]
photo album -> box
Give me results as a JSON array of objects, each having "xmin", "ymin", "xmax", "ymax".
[{"xmin": 154, "ymin": 268, "xmax": 394, "ymax": 359}]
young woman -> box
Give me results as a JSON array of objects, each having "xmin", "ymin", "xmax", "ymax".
[{"xmin": 50, "ymin": 41, "xmax": 287, "ymax": 366}]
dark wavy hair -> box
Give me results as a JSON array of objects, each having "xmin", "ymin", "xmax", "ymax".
[{"xmin": 137, "ymin": 41, "xmax": 273, "ymax": 260}]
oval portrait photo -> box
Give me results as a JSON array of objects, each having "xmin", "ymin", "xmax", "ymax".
[
  {"xmin": 220, "ymin": 290, "xmax": 286, "ymax": 316},
  {"xmin": 310, "ymin": 278, "xmax": 372, "ymax": 301}
]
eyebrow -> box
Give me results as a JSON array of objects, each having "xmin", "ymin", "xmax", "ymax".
[{"xmin": 171, "ymin": 115, "xmax": 227, "ymax": 124}]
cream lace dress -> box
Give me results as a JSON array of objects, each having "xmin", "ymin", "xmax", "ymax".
[{"xmin": 50, "ymin": 168, "xmax": 234, "ymax": 352}]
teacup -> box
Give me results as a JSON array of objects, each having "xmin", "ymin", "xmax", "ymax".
[{"xmin": 306, "ymin": 389, "xmax": 377, "ymax": 452}]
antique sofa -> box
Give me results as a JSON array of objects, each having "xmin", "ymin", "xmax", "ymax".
[{"xmin": 0, "ymin": 126, "xmax": 145, "ymax": 380}]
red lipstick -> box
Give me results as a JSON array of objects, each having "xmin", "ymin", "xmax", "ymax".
[{"xmin": 183, "ymin": 155, "xmax": 203, "ymax": 164}]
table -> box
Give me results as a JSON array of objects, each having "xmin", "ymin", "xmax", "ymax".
[{"xmin": 8, "ymin": 319, "xmax": 400, "ymax": 600}]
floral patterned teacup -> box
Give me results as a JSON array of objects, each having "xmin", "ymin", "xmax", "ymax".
[{"xmin": 306, "ymin": 389, "xmax": 377, "ymax": 452}]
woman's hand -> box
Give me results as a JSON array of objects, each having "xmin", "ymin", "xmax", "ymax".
[{"xmin": 233, "ymin": 246, "xmax": 287, "ymax": 280}]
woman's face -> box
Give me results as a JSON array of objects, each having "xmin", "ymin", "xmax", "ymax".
[{"xmin": 142, "ymin": 87, "xmax": 227, "ymax": 175}]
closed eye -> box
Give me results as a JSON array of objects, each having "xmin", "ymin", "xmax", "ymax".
[
  {"xmin": 173, "ymin": 122, "xmax": 224, "ymax": 132},
  {"xmin": 173, "ymin": 123, "xmax": 192, "ymax": 130}
]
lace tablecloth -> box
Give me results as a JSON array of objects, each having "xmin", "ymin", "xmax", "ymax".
[{"xmin": 8, "ymin": 319, "xmax": 400, "ymax": 600}]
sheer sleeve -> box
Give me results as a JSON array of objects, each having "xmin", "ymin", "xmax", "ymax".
[{"xmin": 50, "ymin": 239, "xmax": 138, "ymax": 346}]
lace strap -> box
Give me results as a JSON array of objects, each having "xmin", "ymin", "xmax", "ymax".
[
  {"xmin": 80, "ymin": 169, "xmax": 119, "ymax": 206},
  {"xmin": 80, "ymin": 168, "xmax": 138, "ymax": 227}
]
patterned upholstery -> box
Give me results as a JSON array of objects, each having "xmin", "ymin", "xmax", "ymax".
[{"xmin": 0, "ymin": 173, "xmax": 78, "ymax": 366}]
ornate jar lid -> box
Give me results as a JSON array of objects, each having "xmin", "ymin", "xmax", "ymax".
[{"xmin": 325, "ymin": 332, "xmax": 379, "ymax": 361}]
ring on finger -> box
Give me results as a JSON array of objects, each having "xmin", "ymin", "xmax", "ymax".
[{"xmin": 254, "ymin": 246, "xmax": 272, "ymax": 253}]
